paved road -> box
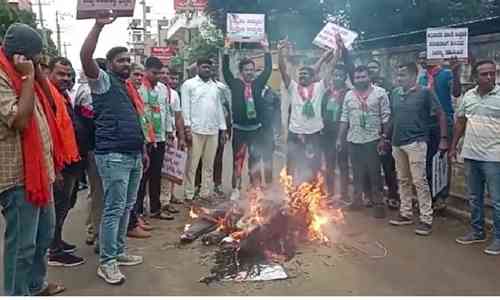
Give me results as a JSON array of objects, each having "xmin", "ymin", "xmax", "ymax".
[{"xmin": 1, "ymin": 151, "xmax": 499, "ymax": 296}]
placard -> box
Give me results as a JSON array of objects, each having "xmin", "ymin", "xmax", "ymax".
[
  {"xmin": 313, "ymin": 22, "xmax": 359, "ymax": 50},
  {"xmin": 432, "ymin": 152, "xmax": 449, "ymax": 198},
  {"xmin": 227, "ymin": 13, "xmax": 266, "ymax": 43},
  {"xmin": 162, "ymin": 146, "xmax": 187, "ymax": 185},
  {"xmin": 174, "ymin": 0, "xmax": 208, "ymax": 12},
  {"xmin": 427, "ymin": 28, "xmax": 468, "ymax": 60},
  {"xmin": 76, "ymin": 0, "xmax": 136, "ymax": 20},
  {"xmin": 151, "ymin": 47, "xmax": 176, "ymax": 65}
]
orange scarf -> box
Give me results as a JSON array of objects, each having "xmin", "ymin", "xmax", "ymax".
[
  {"xmin": 0, "ymin": 48, "xmax": 72, "ymax": 206},
  {"xmin": 48, "ymin": 82, "xmax": 81, "ymax": 164},
  {"xmin": 125, "ymin": 79, "xmax": 156, "ymax": 144}
]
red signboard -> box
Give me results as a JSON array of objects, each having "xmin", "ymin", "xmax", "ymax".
[
  {"xmin": 174, "ymin": 0, "xmax": 208, "ymax": 11},
  {"xmin": 151, "ymin": 47, "xmax": 177, "ymax": 65}
]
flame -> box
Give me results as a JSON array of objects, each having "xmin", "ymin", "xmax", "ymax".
[{"xmin": 280, "ymin": 168, "xmax": 344, "ymax": 244}]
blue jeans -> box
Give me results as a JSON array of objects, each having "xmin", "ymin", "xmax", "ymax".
[
  {"xmin": 95, "ymin": 152, "xmax": 143, "ymax": 265},
  {"xmin": 0, "ymin": 186, "xmax": 55, "ymax": 296},
  {"xmin": 464, "ymin": 159, "xmax": 500, "ymax": 240}
]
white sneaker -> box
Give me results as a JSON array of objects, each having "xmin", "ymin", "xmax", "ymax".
[
  {"xmin": 230, "ymin": 189, "xmax": 240, "ymax": 201},
  {"xmin": 117, "ymin": 254, "xmax": 143, "ymax": 266},
  {"xmin": 97, "ymin": 263, "xmax": 125, "ymax": 285}
]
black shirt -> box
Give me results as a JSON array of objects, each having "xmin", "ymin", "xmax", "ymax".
[{"xmin": 222, "ymin": 53, "xmax": 272, "ymax": 127}]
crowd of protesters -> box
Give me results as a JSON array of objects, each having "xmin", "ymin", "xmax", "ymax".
[{"xmin": 0, "ymin": 16, "xmax": 499, "ymax": 296}]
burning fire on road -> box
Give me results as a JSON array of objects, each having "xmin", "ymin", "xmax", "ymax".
[{"xmin": 181, "ymin": 168, "xmax": 344, "ymax": 283}]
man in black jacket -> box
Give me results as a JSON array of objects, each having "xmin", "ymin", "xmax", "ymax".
[{"xmin": 223, "ymin": 37, "xmax": 272, "ymax": 201}]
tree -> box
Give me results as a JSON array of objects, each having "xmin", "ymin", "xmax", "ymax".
[
  {"xmin": 0, "ymin": 0, "xmax": 58, "ymax": 55},
  {"xmin": 169, "ymin": 19, "xmax": 224, "ymax": 67},
  {"xmin": 207, "ymin": 0, "xmax": 500, "ymax": 47}
]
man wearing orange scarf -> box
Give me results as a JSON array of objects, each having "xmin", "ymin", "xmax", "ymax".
[
  {"xmin": 81, "ymin": 16, "xmax": 147, "ymax": 285},
  {"xmin": 0, "ymin": 23, "xmax": 66, "ymax": 296},
  {"xmin": 47, "ymin": 57, "xmax": 85, "ymax": 267}
]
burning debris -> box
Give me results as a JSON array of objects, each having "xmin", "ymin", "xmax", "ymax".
[{"xmin": 181, "ymin": 168, "xmax": 344, "ymax": 284}]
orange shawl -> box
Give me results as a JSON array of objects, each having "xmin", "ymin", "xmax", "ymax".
[{"xmin": 0, "ymin": 48, "xmax": 75, "ymax": 206}]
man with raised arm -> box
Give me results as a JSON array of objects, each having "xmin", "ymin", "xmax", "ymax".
[
  {"xmin": 223, "ymin": 37, "xmax": 272, "ymax": 201},
  {"xmin": 80, "ymin": 15, "xmax": 148, "ymax": 285},
  {"xmin": 278, "ymin": 38, "xmax": 335, "ymax": 184}
]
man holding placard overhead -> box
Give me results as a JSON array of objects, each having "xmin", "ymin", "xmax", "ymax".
[{"xmin": 223, "ymin": 33, "xmax": 272, "ymax": 201}]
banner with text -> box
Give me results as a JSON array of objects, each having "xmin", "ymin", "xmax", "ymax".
[
  {"xmin": 151, "ymin": 47, "xmax": 176, "ymax": 65},
  {"xmin": 174, "ymin": 0, "xmax": 208, "ymax": 12},
  {"xmin": 76, "ymin": 0, "xmax": 136, "ymax": 20},
  {"xmin": 432, "ymin": 152, "xmax": 449, "ymax": 198},
  {"xmin": 426, "ymin": 27, "xmax": 468, "ymax": 60},
  {"xmin": 162, "ymin": 146, "xmax": 187, "ymax": 185},
  {"xmin": 313, "ymin": 22, "xmax": 358, "ymax": 50},
  {"xmin": 227, "ymin": 13, "xmax": 266, "ymax": 43}
]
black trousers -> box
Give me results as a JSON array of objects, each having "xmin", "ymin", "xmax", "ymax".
[
  {"xmin": 380, "ymin": 150, "xmax": 399, "ymax": 200},
  {"xmin": 51, "ymin": 169, "xmax": 81, "ymax": 253},
  {"xmin": 350, "ymin": 141, "xmax": 384, "ymax": 206},
  {"xmin": 287, "ymin": 131, "xmax": 322, "ymax": 185},
  {"xmin": 232, "ymin": 128, "xmax": 263, "ymax": 189},
  {"xmin": 129, "ymin": 142, "xmax": 166, "ymax": 230},
  {"xmin": 321, "ymin": 128, "xmax": 349, "ymax": 197}
]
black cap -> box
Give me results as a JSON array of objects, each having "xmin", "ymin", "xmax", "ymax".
[{"xmin": 3, "ymin": 23, "xmax": 43, "ymax": 59}]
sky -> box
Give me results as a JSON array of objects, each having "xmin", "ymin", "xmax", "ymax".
[{"xmin": 34, "ymin": 0, "xmax": 176, "ymax": 70}]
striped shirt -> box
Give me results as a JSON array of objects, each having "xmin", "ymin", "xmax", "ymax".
[{"xmin": 457, "ymin": 85, "xmax": 500, "ymax": 162}]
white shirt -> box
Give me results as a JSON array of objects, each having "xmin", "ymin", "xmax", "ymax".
[
  {"xmin": 287, "ymin": 80, "xmax": 327, "ymax": 134},
  {"xmin": 181, "ymin": 76, "xmax": 227, "ymax": 135},
  {"xmin": 166, "ymin": 88, "xmax": 182, "ymax": 133}
]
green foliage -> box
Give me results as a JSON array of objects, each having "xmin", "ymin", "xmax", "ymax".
[
  {"xmin": 0, "ymin": 0, "xmax": 58, "ymax": 56},
  {"xmin": 207, "ymin": 0, "xmax": 500, "ymax": 46},
  {"xmin": 184, "ymin": 19, "xmax": 224, "ymax": 64}
]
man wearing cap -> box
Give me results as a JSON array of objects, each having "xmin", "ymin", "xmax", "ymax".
[{"xmin": 0, "ymin": 23, "xmax": 68, "ymax": 296}]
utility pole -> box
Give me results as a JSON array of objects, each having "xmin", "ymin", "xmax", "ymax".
[
  {"xmin": 37, "ymin": 0, "xmax": 48, "ymax": 48},
  {"xmin": 63, "ymin": 42, "xmax": 71, "ymax": 58},
  {"xmin": 56, "ymin": 11, "xmax": 62, "ymax": 56}
]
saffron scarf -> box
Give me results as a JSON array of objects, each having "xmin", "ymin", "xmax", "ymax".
[
  {"xmin": 0, "ymin": 48, "xmax": 68, "ymax": 206},
  {"xmin": 240, "ymin": 77, "xmax": 257, "ymax": 120},
  {"xmin": 48, "ymin": 82, "xmax": 81, "ymax": 164},
  {"xmin": 353, "ymin": 85, "xmax": 374, "ymax": 129},
  {"xmin": 126, "ymin": 79, "xmax": 156, "ymax": 144},
  {"xmin": 298, "ymin": 83, "xmax": 316, "ymax": 119}
]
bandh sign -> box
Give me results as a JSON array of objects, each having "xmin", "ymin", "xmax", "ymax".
[
  {"xmin": 432, "ymin": 152, "xmax": 449, "ymax": 198},
  {"xmin": 151, "ymin": 47, "xmax": 176, "ymax": 65},
  {"xmin": 76, "ymin": 0, "xmax": 136, "ymax": 20},
  {"xmin": 162, "ymin": 146, "xmax": 187, "ymax": 185},
  {"xmin": 313, "ymin": 22, "xmax": 359, "ymax": 50},
  {"xmin": 174, "ymin": 0, "xmax": 208, "ymax": 12},
  {"xmin": 227, "ymin": 13, "xmax": 266, "ymax": 43},
  {"xmin": 426, "ymin": 28, "xmax": 468, "ymax": 60}
]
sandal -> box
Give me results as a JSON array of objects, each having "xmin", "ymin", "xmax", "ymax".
[
  {"xmin": 163, "ymin": 205, "xmax": 180, "ymax": 214},
  {"xmin": 170, "ymin": 196, "xmax": 183, "ymax": 205},
  {"xmin": 34, "ymin": 282, "xmax": 66, "ymax": 296},
  {"xmin": 151, "ymin": 211, "xmax": 174, "ymax": 221},
  {"xmin": 388, "ymin": 198, "xmax": 400, "ymax": 210}
]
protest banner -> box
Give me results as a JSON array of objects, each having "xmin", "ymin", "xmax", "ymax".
[
  {"xmin": 432, "ymin": 152, "xmax": 449, "ymax": 198},
  {"xmin": 151, "ymin": 47, "xmax": 176, "ymax": 65},
  {"xmin": 76, "ymin": 0, "xmax": 136, "ymax": 20},
  {"xmin": 174, "ymin": 0, "xmax": 208, "ymax": 12},
  {"xmin": 313, "ymin": 22, "xmax": 359, "ymax": 50},
  {"xmin": 162, "ymin": 146, "xmax": 187, "ymax": 185},
  {"xmin": 227, "ymin": 13, "xmax": 266, "ymax": 43},
  {"xmin": 426, "ymin": 27, "xmax": 468, "ymax": 60}
]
